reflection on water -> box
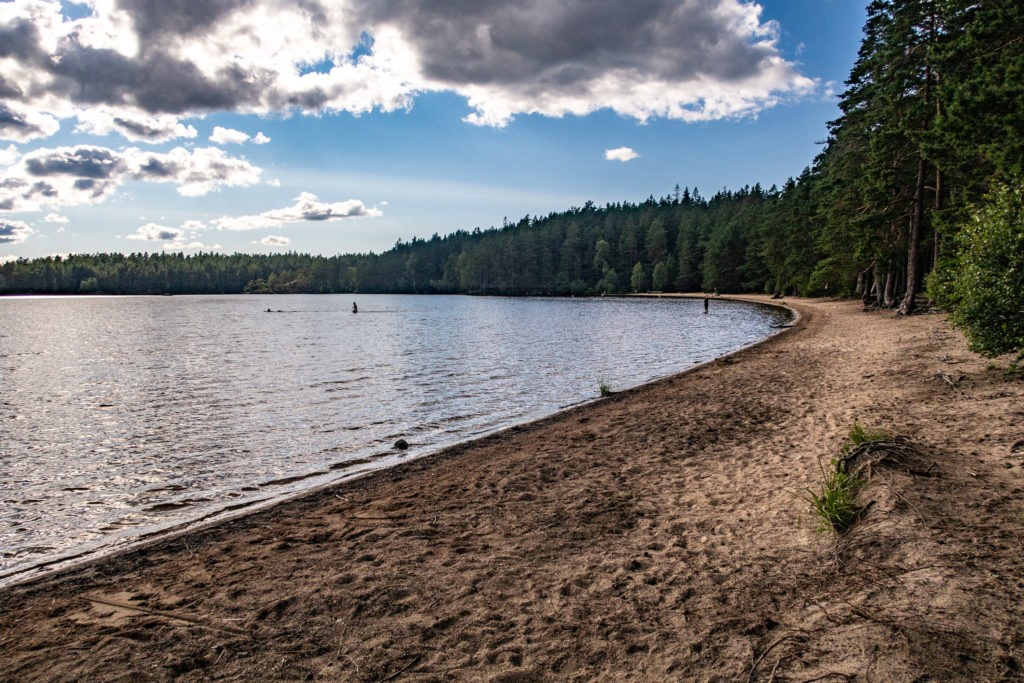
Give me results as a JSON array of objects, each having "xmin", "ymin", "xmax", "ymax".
[{"xmin": 0, "ymin": 294, "xmax": 790, "ymax": 584}]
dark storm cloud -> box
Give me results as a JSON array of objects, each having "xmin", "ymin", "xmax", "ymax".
[
  {"xmin": 352, "ymin": 0, "xmax": 777, "ymax": 87},
  {"xmin": 0, "ymin": 75, "xmax": 24, "ymax": 99},
  {"xmin": 46, "ymin": 39, "xmax": 270, "ymax": 115},
  {"xmin": 117, "ymin": 0, "xmax": 252, "ymax": 38},
  {"xmin": 0, "ymin": 0, "xmax": 810, "ymax": 136},
  {"xmin": 0, "ymin": 18, "xmax": 47, "ymax": 63}
]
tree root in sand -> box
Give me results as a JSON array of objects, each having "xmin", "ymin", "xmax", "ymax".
[{"xmin": 837, "ymin": 438, "xmax": 923, "ymax": 478}]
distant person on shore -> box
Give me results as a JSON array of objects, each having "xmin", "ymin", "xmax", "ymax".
[
  {"xmin": 704, "ymin": 296, "xmax": 709, "ymax": 314},
  {"xmin": 352, "ymin": 302, "xmax": 358, "ymax": 313}
]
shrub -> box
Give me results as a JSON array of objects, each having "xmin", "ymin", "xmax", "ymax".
[{"xmin": 930, "ymin": 182, "xmax": 1024, "ymax": 369}]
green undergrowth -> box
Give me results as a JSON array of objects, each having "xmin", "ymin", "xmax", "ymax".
[
  {"xmin": 804, "ymin": 460, "xmax": 863, "ymax": 534},
  {"xmin": 842, "ymin": 422, "xmax": 893, "ymax": 454},
  {"xmin": 804, "ymin": 422, "xmax": 892, "ymax": 534}
]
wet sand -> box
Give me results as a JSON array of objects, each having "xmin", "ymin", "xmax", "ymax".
[{"xmin": 1, "ymin": 295, "xmax": 1022, "ymax": 681}]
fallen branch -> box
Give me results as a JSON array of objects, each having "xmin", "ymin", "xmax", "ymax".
[
  {"xmin": 375, "ymin": 654, "xmax": 421, "ymax": 682},
  {"xmin": 748, "ymin": 635, "xmax": 799, "ymax": 682},
  {"xmin": 86, "ymin": 596, "xmax": 248, "ymax": 636}
]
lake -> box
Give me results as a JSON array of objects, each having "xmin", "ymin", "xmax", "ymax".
[{"xmin": 0, "ymin": 294, "xmax": 791, "ymax": 585}]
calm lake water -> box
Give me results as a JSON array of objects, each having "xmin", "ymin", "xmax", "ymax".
[{"xmin": 0, "ymin": 294, "xmax": 791, "ymax": 585}]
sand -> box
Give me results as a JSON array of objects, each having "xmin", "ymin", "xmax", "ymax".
[{"xmin": 1, "ymin": 295, "xmax": 1023, "ymax": 681}]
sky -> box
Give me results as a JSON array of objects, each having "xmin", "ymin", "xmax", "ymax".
[{"xmin": 0, "ymin": 0, "xmax": 867, "ymax": 261}]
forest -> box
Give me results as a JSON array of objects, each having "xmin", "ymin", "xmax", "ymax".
[{"xmin": 2, "ymin": 0, "xmax": 1022, "ymax": 359}]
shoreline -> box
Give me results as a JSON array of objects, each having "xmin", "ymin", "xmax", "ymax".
[
  {"xmin": 0, "ymin": 293, "xmax": 795, "ymax": 591},
  {"xmin": 2, "ymin": 296, "xmax": 1022, "ymax": 680}
]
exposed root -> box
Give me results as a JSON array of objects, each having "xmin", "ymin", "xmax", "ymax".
[{"xmin": 838, "ymin": 438, "xmax": 919, "ymax": 476}]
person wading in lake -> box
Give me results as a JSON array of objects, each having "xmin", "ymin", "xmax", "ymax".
[
  {"xmin": 704, "ymin": 296, "xmax": 709, "ymax": 314},
  {"xmin": 352, "ymin": 302, "xmax": 358, "ymax": 313}
]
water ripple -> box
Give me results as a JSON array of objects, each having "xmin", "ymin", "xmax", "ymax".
[{"xmin": 0, "ymin": 294, "xmax": 790, "ymax": 584}]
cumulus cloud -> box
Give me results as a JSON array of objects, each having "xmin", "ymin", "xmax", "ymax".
[
  {"xmin": 1, "ymin": 254, "xmax": 22, "ymax": 264},
  {"xmin": 0, "ymin": 218, "xmax": 34, "ymax": 244},
  {"xmin": 252, "ymin": 132, "xmax": 271, "ymax": 144},
  {"xmin": 125, "ymin": 219, "xmax": 218, "ymax": 250},
  {"xmin": 0, "ymin": 103, "xmax": 60, "ymax": 142},
  {"xmin": 126, "ymin": 222, "xmax": 185, "ymax": 241},
  {"xmin": 43, "ymin": 212, "xmax": 68, "ymax": 222},
  {"xmin": 74, "ymin": 110, "xmax": 198, "ymax": 142},
  {"xmin": 259, "ymin": 235, "xmax": 290, "ymax": 246},
  {"xmin": 0, "ymin": 144, "xmax": 261, "ymax": 211},
  {"xmin": 215, "ymin": 192, "xmax": 381, "ymax": 231},
  {"xmin": 605, "ymin": 147, "xmax": 639, "ymax": 162},
  {"xmin": 266, "ymin": 178, "xmax": 281, "ymax": 187},
  {"xmin": 0, "ymin": 0, "xmax": 814, "ymax": 139},
  {"xmin": 209, "ymin": 126, "xmax": 250, "ymax": 145},
  {"xmin": 0, "ymin": 144, "xmax": 20, "ymax": 167}
]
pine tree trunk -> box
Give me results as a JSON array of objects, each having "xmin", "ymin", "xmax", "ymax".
[
  {"xmin": 898, "ymin": 155, "xmax": 926, "ymax": 315},
  {"xmin": 933, "ymin": 165, "xmax": 943, "ymax": 271},
  {"xmin": 884, "ymin": 272, "xmax": 895, "ymax": 308},
  {"xmin": 874, "ymin": 270, "xmax": 885, "ymax": 307}
]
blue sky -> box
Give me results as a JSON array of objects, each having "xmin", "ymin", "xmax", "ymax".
[{"xmin": 0, "ymin": 0, "xmax": 866, "ymax": 260}]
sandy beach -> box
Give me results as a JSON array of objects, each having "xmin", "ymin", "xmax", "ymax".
[{"xmin": 1, "ymin": 295, "xmax": 1022, "ymax": 681}]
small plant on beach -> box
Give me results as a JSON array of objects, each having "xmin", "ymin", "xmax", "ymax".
[
  {"xmin": 842, "ymin": 421, "xmax": 892, "ymax": 454},
  {"xmin": 803, "ymin": 458, "xmax": 863, "ymax": 534},
  {"xmin": 598, "ymin": 381, "xmax": 614, "ymax": 397}
]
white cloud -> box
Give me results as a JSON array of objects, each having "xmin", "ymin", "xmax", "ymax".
[
  {"xmin": 259, "ymin": 235, "xmax": 290, "ymax": 246},
  {"xmin": 163, "ymin": 241, "xmax": 220, "ymax": 251},
  {"xmin": 209, "ymin": 126, "xmax": 251, "ymax": 145},
  {"xmin": 74, "ymin": 110, "xmax": 198, "ymax": 143},
  {"xmin": 605, "ymin": 147, "xmax": 639, "ymax": 162},
  {"xmin": 126, "ymin": 222, "xmax": 186, "ymax": 242},
  {"xmin": 0, "ymin": 0, "xmax": 815, "ymax": 140},
  {"xmin": 0, "ymin": 219, "xmax": 34, "ymax": 244},
  {"xmin": 0, "ymin": 104, "xmax": 60, "ymax": 143},
  {"xmin": 266, "ymin": 178, "xmax": 281, "ymax": 187},
  {"xmin": 0, "ymin": 144, "xmax": 19, "ymax": 167},
  {"xmin": 0, "ymin": 145, "xmax": 261, "ymax": 211},
  {"xmin": 215, "ymin": 192, "xmax": 381, "ymax": 231},
  {"xmin": 252, "ymin": 132, "xmax": 271, "ymax": 144},
  {"xmin": 43, "ymin": 212, "xmax": 69, "ymax": 223},
  {"xmin": 1, "ymin": 254, "xmax": 23, "ymax": 264},
  {"xmin": 125, "ymin": 219, "xmax": 218, "ymax": 251}
]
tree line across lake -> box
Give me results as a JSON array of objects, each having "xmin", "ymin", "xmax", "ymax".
[{"xmin": 2, "ymin": 0, "xmax": 1021, "ymax": 362}]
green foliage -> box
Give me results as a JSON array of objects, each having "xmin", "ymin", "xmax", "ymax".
[
  {"xmin": 930, "ymin": 182, "xmax": 1024, "ymax": 366},
  {"xmin": 598, "ymin": 381, "xmax": 613, "ymax": 397},
  {"xmin": 843, "ymin": 421, "xmax": 893, "ymax": 454},
  {"xmin": 803, "ymin": 460, "xmax": 864, "ymax": 534},
  {"xmin": 630, "ymin": 261, "xmax": 648, "ymax": 293}
]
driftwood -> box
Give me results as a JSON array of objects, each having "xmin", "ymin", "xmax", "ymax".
[{"xmin": 86, "ymin": 596, "xmax": 248, "ymax": 636}]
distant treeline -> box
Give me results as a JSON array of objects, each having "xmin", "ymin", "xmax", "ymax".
[
  {"xmin": 0, "ymin": 185, "xmax": 821, "ymax": 297},
  {"xmin": 3, "ymin": 2, "xmax": 1022, "ymax": 327}
]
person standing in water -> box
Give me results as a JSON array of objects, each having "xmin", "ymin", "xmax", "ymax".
[
  {"xmin": 704, "ymin": 296, "xmax": 709, "ymax": 314},
  {"xmin": 352, "ymin": 302, "xmax": 358, "ymax": 313}
]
